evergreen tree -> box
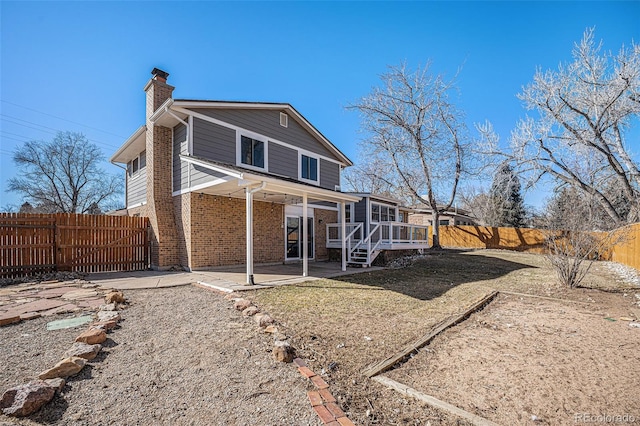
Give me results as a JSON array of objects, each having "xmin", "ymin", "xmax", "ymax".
[{"xmin": 489, "ymin": 163, "xmax": 526, "ymax": 227}]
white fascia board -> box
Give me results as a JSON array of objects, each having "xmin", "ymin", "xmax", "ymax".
[
  {"xmin": 179, "ymin": 155, "xmax": 244, "ymax": 179},
  {"xmin": 239, "ymin": 171, "xmax": 361, "ymax": 203},
  {"xmin": 149, "ymin": 98, "xmax": 175, "ymax": 122},
  {"xmin": 348, "ymin": 192, "xmax": 404, "ymax": 205},
  {"xmin": 171, "ymin": 100, "xmax": 353, "ymax": 167},
  {"xmin": 110, "ymin": 125, "xmax": 146, "ymax": 163}
]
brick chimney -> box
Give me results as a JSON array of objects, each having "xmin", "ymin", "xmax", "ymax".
[{"xmin": 144, "ymin": 68, "xmax": 180, "ymax": 269}]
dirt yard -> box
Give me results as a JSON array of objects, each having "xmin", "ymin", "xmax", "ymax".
[
  {"xmin": 247, "ymin": 250, "xmax": 640, "ymax": 425},
  {"xmin": 0, "ymin": 285, "xmax": 321, "ymax": 426},
  {"xmin": 386, "ymin": 293, "xmax": 640, "ymax": 425}
]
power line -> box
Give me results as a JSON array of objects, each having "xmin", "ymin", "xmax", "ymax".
[
  {"xmin": 0, "ymin": 115, "xmax": 121, "ymax": 149},
  {"xmin": 1, "ymin": 99, "xmax": 127, "ymax": 139}
]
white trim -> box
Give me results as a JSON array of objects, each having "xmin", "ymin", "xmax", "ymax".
[
  {"xmin": 111, "ymin": 125, "xmax": 146, "ymax": 163},
  {"xmin": 180, "ymin": 155, "xmax": 244, "ymax": 179},
  {"xmin": 127, "ymin": 201, "xmax": 147, "ymax": 209},
  {"xmin": 171, "ymin": 100, "xmax": 353, "ymax": 166},
  {"xmin": 306, "ymin": 203, "xmax": 338, "ymax": 211},
  {"xmin": 188, "ymin": 114, "xmax": 194, "ymax": 155},
  {"xmin": 171, "ymin": 128, "xmax": 175, "ymax": 195},
  {"xmin": 280, "ymin": 112, "xmax": 288, "ymax": 127},
  {"xmin": 298, "ymin": 152, "xmax": 320, "ymax": 186},
  {"xmin": 173, "ymin": 106, "xmax": 345, "ymax": 167},
  {"xmin": 171, "ymin": 177, "xmax": 231, "ymax": 196},
  {"xmin": 235, "ymin": 130, "xmax": 269, "ymax": 173}
]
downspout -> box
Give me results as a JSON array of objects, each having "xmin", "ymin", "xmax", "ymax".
[{"xmin": 246, "ymin": 182, "xmax": 267, "ymax": 285}]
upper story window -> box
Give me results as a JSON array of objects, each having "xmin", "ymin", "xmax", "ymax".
[
  {"xmin": 301, "ymin": 154, "xmax": 318, "ymax": 182},
  {"xmin": 127, "ymin": 151, "xmax": 146, "ymax": 177},
  {"xmin": 240, "ymin": 136, "xmax": 265, "ymax": 169}
]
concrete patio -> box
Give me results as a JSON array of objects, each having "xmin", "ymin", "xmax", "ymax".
[{"xmin": 86, "ymin": 262, "xmax": 382, "ymax": 292}]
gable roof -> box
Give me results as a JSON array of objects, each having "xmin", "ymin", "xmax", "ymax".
[
  {"xmin": 173, "ymin": 100, "xmax": 352, "ymax": 166},
  {"xmin": 112, "ymin": 98, "xmax": 353, "ymax": 167}
]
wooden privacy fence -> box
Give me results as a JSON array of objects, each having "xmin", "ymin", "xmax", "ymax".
[
  {"xmin": 433, "ymin": 223, "xmax": 640, "ymax": 271},
  {"xmin": 0, "ymin": 213, "xmax": 149, "ymax": 278}
]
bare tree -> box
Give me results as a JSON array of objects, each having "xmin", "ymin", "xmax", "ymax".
[
  {"xmin": 341, "ymin": 156, "xmax": 397, "ymax": 196},
  {"xmin": 541, "ymin": 188, "xmax": 627, "ymax": 287},
  {"xmin": 8, "ymin": 131, "xmax": 122, "ymax": 214},
  {"xmin": 349, "ymin": 63, "xmax": 469, "ymax": 248},
  {"xmin": 479, "ymin": 28, "xmax": 640, "ymax": 227},
  {"xmin": 458, "ymin": 187, "xmax": 494, "ymax": 226}
]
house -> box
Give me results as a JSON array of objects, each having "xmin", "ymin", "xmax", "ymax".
[
  {"xmin": 408, "ymin": 205, "xmax": 479, "ymax": 227},
  {"xmin": 110, "ymin": 68, "xmax": 429, "ymax": 283},
  {"xmin": 327, "ymin": 193, "xmax": 428, "ymax": 265}
]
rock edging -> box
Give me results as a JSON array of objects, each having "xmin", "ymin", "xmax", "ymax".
[{"xmin": 0, "ymin": 290, "xmax": 126, "ymax": 417}]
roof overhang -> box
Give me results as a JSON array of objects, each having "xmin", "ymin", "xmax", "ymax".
[
  {"xmin": 110, "ymin": 125, "xmax": 146, "ymax": 164},
  {"xmin": 181, "ymin": 155, "xmax": 361, "ymax": 204},
  {"xmin": 172, "ymin": 100, "xmax": 353, "ymax": 167}
]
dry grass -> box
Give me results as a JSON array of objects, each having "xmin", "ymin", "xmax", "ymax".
[{"xmin": 244, "ymin": 249, "xmax": 639, "ymax": 425}]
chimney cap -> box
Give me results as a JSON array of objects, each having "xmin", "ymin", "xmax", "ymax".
[{"xmin": 151, "ymin": 68, "xmax": 169, "ymax": 81}]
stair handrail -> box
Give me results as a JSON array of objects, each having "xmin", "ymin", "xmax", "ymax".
[{"xmin": 345, "ymin": 223, "xmax": 363, "ymax": 260}]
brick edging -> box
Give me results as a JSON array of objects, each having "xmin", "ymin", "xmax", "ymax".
[{"xmin": 293, "ymin": 358, "xmax": 355, "ymax": 426}]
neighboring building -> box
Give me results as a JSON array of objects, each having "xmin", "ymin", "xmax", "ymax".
[
  {"xmin": 110, "ymin": 68, "xmax": 429, "ymax": 282},
  {"xmin": 409, "ymin": 206, "xmax": 479, "ymax": 227}
]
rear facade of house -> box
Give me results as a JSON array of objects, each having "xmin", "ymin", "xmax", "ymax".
[{"xmin": 111, "ymin": 68, "xmax": 360, "ymax": 272}]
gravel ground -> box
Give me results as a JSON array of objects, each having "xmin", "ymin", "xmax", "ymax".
[{"xmin": 1, "ymin": 285, "xmax": 321, "ymax": 425}]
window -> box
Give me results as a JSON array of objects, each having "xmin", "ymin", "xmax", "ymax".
[
  {"xmin": 345, "ymin": 204, "xmax": 352, "ymax": 223},
  {"xmin": 301, "ymin": 155, "xmax": 318, "ymax": 181},
  {"xmin": 371, "ymin": 204, "xmax": 380, "ymax": 222},
  {"xmin": 241, "ymin": 136, "xmax": 264, "ymax": 169},
  {"xmin": 128, "ymin": 151, "xmax": 146, "ymax": 177},
  {"xmin": 439, "ymin": 220, "xmax": 449, "ymax": 226}
]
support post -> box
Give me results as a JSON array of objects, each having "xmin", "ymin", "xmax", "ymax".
[
  {"xmin": 302, "ymin": 193, "xmax": 308, "ymax": 277},
  {"xmin": 246, "ymin": 188, "xmax": 254, "ymax": 285},
  {"xmin": 340, "ymin": 201, "xmax": 347, "ymax": 272}
]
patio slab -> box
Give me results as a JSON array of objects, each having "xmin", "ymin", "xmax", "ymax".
[{"xmin": 86, "ymin": 262, "xmax": 382, "ymax": 292}]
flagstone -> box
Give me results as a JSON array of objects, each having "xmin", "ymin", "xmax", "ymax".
[
  {"xmin": 36, "ymin": 287, "xmax": 79, "ymax": 298},
  {"xmin": 40, "ymin": 304, "xmax": 81, "ymax": 316},
  {"xmin": 5, "ymin": 299, "xmax": 68, "ymax": 316},
  {"xmin": 61, "ymin": 289, "xmax": 98, "ymax": 301},
  {"xmin": 77, "ymin": 298, "xmax": 104, "ymax": 309}
]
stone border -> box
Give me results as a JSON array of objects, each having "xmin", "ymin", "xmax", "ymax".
[
  {"xmin": 0, "ymin": 291, "xmax": 126, "ymax": 417},
  {"xmin": 196, "ymin": 284, "xmax": 356, "ymax": 425}
]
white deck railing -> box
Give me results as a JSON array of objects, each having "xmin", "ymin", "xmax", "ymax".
[{"xmin": 326, "ymin": 222, "xmax": 429, "ymax": 250}]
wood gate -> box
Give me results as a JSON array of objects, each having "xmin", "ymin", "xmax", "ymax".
[{"xmin": 0, "ymin": 213, "xmax": 149, "ymax": 278}]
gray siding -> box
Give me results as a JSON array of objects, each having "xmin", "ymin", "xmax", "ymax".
[
  {"xmin": 173, "ymin": 123, "xmax": 188, "ymax": 192},
  {"xmin": 192, "ymin": 118, "xmax": 236, "ymax": 164},
  {"xmin": 190, "ymin": 165, "xmax": 225, "ymax": 187},
  {"xmin": 127, "ymin": 171, "xmax": 146, "ymax": 207},
  {"xmin": 354, "ymin": 199, "xmax": 368, "ymax": 229},
  {"xmin": 269, "ymin": 142, "xmax": 297, "ymax": 178},
  {"xmin": 319, "ymin": 159, "xmax": 340, "ymax": 191},
  {"xmin": 192, "ymin": 108, "xmax": 337, "ymax": 159}
]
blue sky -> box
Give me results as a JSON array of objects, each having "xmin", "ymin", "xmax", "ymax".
[{"xmin": 1, "ymin": 1, "xmax": 639, "ymax": 211}]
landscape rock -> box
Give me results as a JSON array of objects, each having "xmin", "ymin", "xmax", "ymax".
[
  {"xmin": 234, "ymin": 299, "xmax": 252, "ymax": 311},
  {"xmin": 37, "ymin": 357, "xmax": 86, "ymax": 380},
  {"xmin": 19, "ymin": 312, "xmax": 41, "ymax": 321},
  {"xmin": 264, "ymin": 325, "xmax": 278, "ymax": 334},
  {"xmin": 75, "ymin": 328, "xmax": 107, "ymax": 344},
  {"xmin": 254, "ymin": 313, "xmax": 275, "ymax": 327},
  {"xmin": 272, "ymin": 341, "xmax": 295, "ymax": 363},
  {"xmin": 63, "ymin": 342, "xmax": 101, "ymax": 360},
  {"xmin": 91, "ymin": 320, "xmax": 117, "ymax": 330},
  {"xmin": 99, "ymin": 303, "xmax": 117, "ymax": 311},
  {"xmin": 97, "ymin": 311, "xmax": 121, "ymax": 322},
  {"xmin": 0, "ymin": 380, "xmax": 55, "ymax": 416},
  {"xmin": 242, "ymin": 306, "xmax": 259, "ymax": 317},
  {"xmin": 0, "ymin": 313, "xmax": 21, "ymax": 327},
  {"xmin": 105, "ymin": 291, "xmax": 125, "ymax": 304},
  {"xmin": 44, "ymin": 378, "xmax": 65, "ymax": 393}
]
